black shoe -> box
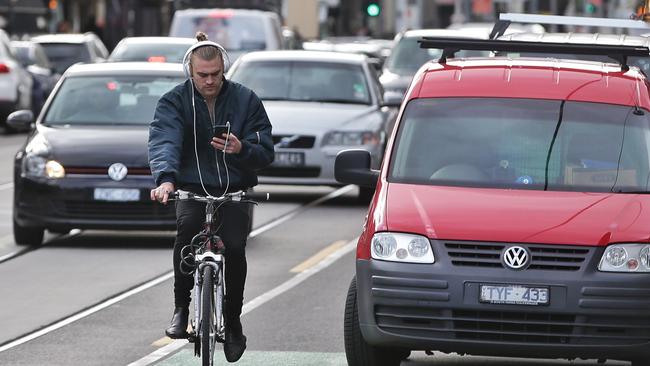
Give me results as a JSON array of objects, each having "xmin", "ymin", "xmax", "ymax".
[
  {"xmin": 165, "ymin": 307, "xmax": 189, "ymax": 339},
  {"xmin": 224, "ymin": 319, "xmax": 246, "ymax": 362}
]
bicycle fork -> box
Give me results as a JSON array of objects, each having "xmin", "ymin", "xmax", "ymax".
[{"xmin": 190, "ymin": 252, "xmax": 226, "ymax": 344}]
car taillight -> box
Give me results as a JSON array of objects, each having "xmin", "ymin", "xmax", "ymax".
[
  {"xmin": 148, "ymin": 56, "xmax": 166, "ymax": 63},
  {"xmin": 0, "ymin": 64, "xmax": 9, "ymax": 73}
]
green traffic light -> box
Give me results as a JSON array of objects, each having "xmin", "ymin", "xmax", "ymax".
[
  {"xmin": 367, "ymin": 3, "xmax": 380, "ymax": 17},
  {"xmin": 586, "ymin": 2, "xmax": 596, "ymax": 13}
]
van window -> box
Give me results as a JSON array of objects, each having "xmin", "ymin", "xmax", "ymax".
[{"xmin": 390, "ymin": 98, "xmax": 650, "ymax": 193}]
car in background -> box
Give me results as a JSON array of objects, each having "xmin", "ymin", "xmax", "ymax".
[
  {"xmin": 108, "ymin": 36, "xmax": 196, "ymax": 63},
  {"xmin": 30, "ymin": 32, "xmax": 109, "ymax": 75},
  {"xmin": 302, "ymin": 37, "xmax": 394, "ymax": 70},
  {"xmin": 0, "ymin": 29, "xmax": 33, "ymax": 127},
  {"xmin": 9, "ymin": 62, "xmax": 184, "ymax": 246},
  {"xmin": 380, "ymin": 29, "xmax": 491, "ymax": 102},
  {"xmin": 11, "ymin": 40, "xmax": 60, "ymax": 116},
  {"xmin": 336, "ymin": 38, "xmax": 650, "ymax": 366},
  {"xmin": 227, "ymin": 50, "xmax": 396, "ymax": 202},
  {"xmin": 169, "ymin": 8, "xmax": 283, "ymax": 66}
]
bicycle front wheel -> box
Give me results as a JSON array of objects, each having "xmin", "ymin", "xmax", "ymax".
[{"xmin": 201, "ymin": 265, "xmax": 216, "ymax": 366}]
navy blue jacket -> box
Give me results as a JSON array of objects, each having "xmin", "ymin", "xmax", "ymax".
[{"xmin": 148, "ymin": 78, "xmax": 274, "ymax": 192}]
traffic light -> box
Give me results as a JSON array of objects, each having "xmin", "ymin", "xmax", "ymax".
[
  {"xmin": 366, "ymin": 2, "xmax": 381, "ymax": 17},
  {"xmin": 584, "ymin": 0, "xmax": 601, "ymax": 14}
]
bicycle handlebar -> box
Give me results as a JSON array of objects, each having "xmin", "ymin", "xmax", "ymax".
[{"xmin": 170, "ymin": 190, "xmax": 269, "ymax": 203}]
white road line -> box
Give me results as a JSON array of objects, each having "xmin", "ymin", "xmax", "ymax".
[
  {"xmin": 0, "ymin": 182, "xmax": 13, "ymax": 191},
  {"xmin": 128, "ymin": 238, "xmax": 357, "ymax": 366},
  {"xmin": 0, "ymin": 272, "xmax": 175, "ymax": 353},
  {"xmin": 249, "ymin": 185, "xmax": 355, "ymax": 238}
]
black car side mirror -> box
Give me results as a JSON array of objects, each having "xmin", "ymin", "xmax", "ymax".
[
  {"xmin": 335, "ymin": 149, "xmax": 379, "ymax": 188},
  {"xmin": 6, "ymin": 110, "xmax": 34, "ymax": 131}
]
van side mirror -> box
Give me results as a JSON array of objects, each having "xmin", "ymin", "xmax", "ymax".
[
  {"xmin": 382, "ymin": 91, "xmax": 402, "ymax": 108},
  {"xmin": 335, "ymin": 149, "xmax": 379, "ymax": 188}
]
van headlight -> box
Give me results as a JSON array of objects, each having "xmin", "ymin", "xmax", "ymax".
[
  {"xmin": 599, "ymin": 244, "xmax": 650, "ymax": 272},
  {"xmin": 371, "ymin": 232, "xmax": 434, "ymax": 264}
]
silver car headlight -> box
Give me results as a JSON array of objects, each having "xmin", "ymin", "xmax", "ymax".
[
  {"xmin": 371, "ymin": 232, "xmax": 434, "ymax": 264},
  {"xmin": 22, "ymin": 154, "xmax": 65, "ymax": 179},
  {"xmin": 598, "ymin": 244, "xmax": 650, "ymax": 272},
  {"xmin": 322, "ymin": 131, "xmax": 382, "ymax": 147}
]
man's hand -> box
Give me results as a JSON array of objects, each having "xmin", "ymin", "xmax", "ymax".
[
  {"xmin": 211, "ymin": 133, "xmax": 242, "ymax": 154},
  {"xmin": 150, "ymin": 182, "xmax": 175, "ymax": 204}
]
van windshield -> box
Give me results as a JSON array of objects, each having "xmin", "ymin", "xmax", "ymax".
[
  {"xmin": 389, "ymin": 98, "xmax": 650, "ymax": 193},
  {"xmin": 170, "ymin": 13, "xmax": 267, "ymax": 52}
]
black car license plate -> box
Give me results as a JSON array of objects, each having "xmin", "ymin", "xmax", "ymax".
[
  {"xmin": 273, "ymin": 152, "xmax": 305, "ymax": 167},
  {"xmin": 479, "ymin": 284, "xmax": 549, "ymax": 306}
]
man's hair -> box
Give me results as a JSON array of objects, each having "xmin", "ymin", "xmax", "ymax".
[{"xmin": 191, "ymin": 31, "xmax": 224, "ymax": 64}]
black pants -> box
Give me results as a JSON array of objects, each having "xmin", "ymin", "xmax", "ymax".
[{"xmin": 174, "ymin": 199, "xmax": 250, "ymax": 322}]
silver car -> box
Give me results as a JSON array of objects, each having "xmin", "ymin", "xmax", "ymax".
[{"xmin": 227, "ymin": 50, "xmax": 395, "ymax": 201}]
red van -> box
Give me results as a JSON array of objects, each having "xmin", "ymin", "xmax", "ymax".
[{"xmin": 337, "ymin": 39, "xmax": 650, "ymax": 365}]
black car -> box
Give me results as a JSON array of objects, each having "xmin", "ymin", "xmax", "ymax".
[{"xmin": 9, "ymin": 62, "xmax": 185, "ymax": 246}]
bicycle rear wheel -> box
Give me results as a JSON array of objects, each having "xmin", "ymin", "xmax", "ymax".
[{"xmin": 201, "ymin": 265, "xmax": 216, "ymax": 366}]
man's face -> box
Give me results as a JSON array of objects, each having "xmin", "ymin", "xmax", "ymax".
[{"xmin": 191, "ymin": 56, "xmax": 224, "ymax": 100}]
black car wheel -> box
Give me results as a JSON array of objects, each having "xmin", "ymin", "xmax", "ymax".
[
  {"xmin": 344, "ymin": 276, "xmax": 410, "ymax": 366},
  {"xmin": 13, "ymin": 218, "xmax": 44, "ymax": 246}
]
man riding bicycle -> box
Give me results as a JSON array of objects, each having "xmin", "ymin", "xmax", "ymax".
[{"xmin": 148, "ymin": 32, "xmax": 274, "ymax": 362}]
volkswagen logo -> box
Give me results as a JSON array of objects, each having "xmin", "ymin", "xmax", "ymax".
[
  {"xmin": 502, "ymin": 246, "xmax": 530, "ymax": 270},
  {"xmin": 108, "ymin": 163, "xmax": 128, "ymax": 181}
]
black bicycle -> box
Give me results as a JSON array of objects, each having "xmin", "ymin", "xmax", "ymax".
[{"xmin": 172, "ymin": 189, "xmax": 256, "ymax": 366}]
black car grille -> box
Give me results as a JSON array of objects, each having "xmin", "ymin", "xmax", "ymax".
[
  {"xmin": 375, "ymin": 307, "xmax": 650, "ymax": 346},
  {"xmin": 258, "ymin": 167, "xmax": 321, "ymax": 178},
  {"xmin": 272, "ymin": 135, "xmax": 315, "ymax": 149},
  {"xmin": 443, "ymin": 241, "xmax": 591, "ymax": 271},
  {"xmin": 54, "ymin": 200, "xmax": 175, "ymax": 220}
]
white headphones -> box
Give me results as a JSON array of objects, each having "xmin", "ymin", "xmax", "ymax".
[{"xmin": 182, "ymin": 40, "xmax": 229, "ymax": 79}]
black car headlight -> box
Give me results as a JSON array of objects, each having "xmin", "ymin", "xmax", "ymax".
[{"xmin": 22, "ymin": 154, "xmax": 65, "ymax": 179}]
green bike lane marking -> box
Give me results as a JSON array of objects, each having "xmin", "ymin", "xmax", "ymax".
[{"xmin": 158, "ymin": 350, "xmax": 346, "ymax": 366}]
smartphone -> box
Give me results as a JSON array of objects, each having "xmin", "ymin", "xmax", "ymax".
[{"xmin": 213, "ymin": 125, "xmax": 230, "ymax": 139}]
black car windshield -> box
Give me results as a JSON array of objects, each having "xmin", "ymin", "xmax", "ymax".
[
  {"xmin": 39, "ymin": 43, "xmax": 91, "ymax": 74},
  {"xmin": 171, "ymin": 13, "xmax": 267, "ymax": 51},
  {"xmin": 43, "ymin": 75, "xmax": 183, "ymax": 125},
  {"xmin": 230, "ymin": 61, "xmax": 371, "ymax": 105},
  {"xmin": 109, "ymin": 42, "xmax": 190, "ymax": 63},
  {"xmin": 384, "ymin": 37, "xmax": 489, "ymax": 75},
  {"xmin": 389, "ymin": 98, "xmax": 650, "ymax": 193}
]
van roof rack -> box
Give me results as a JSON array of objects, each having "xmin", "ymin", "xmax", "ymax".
[
  {"xmin": 491, "ymin": 12, "xmax": 650, "ymax": 39},
  {"xmin": 418, "ymin": 37, "xmax": 650, "ymax": 71}
]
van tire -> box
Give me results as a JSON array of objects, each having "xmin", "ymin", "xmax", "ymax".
[{"xmin": 344, "ymin": 276, "xmax": 409, "ymax": 366}]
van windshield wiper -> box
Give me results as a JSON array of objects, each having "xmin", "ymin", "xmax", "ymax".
[{"xmin": 544, "ymin": 100, "xmax": 565, "ymax": 191}]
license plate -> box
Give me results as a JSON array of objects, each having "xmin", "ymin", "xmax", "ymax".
[
  {"xmin": 94, "ymin": 188, "xmax": 140, "ymax": 202},
  {"xmin": 479, "ymin": 284, "xmax": 549, "ymax": 306},
  {"xmin": 273, "ymin": 152, "xmax": 305, "ymax": 167}
]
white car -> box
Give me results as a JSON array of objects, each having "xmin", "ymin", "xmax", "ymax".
[
  {"xmin": 108, "ymin": 36, "xmax": 196, "ymax": 63},
  {"xmin": 30, "ymin": 32, "xmax": 109, "ymax": 75},
  {"xmin": 0, "ymin": 29, "xmax": 33, "ymax": 128},
  {"xmin": 227, "ymin": 50, "xmax": 396, "ymax": 201}
]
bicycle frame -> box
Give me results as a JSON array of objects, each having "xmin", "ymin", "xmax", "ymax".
[{"xmin": 171, "ymin": 189, "xmax": 254, "ymax": 363}]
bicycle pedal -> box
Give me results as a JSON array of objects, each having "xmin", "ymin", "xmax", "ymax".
[{"xmin": 187, "ymin": 332, "xmax": 198, "ymax": 343}]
